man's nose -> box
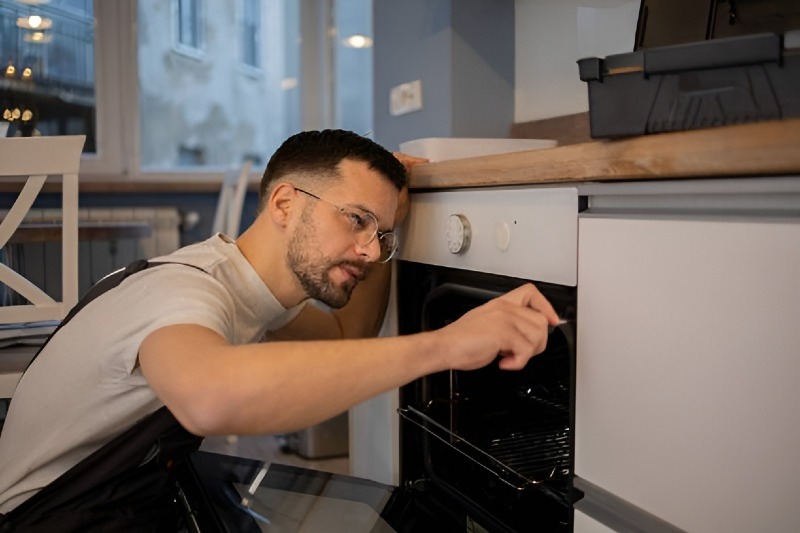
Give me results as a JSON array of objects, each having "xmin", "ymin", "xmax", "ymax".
[{"xmin": 355, "ymin": 236, "xmax": 381, "ymax": 263}]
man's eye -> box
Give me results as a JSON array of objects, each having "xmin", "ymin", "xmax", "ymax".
[{"xmin": 347, "ymin": 212, "xmax": 368, "ymax": 230}]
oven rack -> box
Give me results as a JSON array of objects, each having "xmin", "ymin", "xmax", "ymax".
[
  {"xmin": 488, "ymin": 424, "xmax": 571, "ymax": 482},
  {"xmin": 398, "ymin": 406, "xmax": 571, "ymax": 505}
]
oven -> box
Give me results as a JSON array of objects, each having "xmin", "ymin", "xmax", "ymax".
[{"xmin": 384, "ymin": 186, "xmax": 582, "ymax": 532}]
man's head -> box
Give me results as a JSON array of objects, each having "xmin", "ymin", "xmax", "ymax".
[
  {"xmin": 258, "ymin": 129, "xmax": 406, "ymax": 213},
  {"xmin": 257, "ymin": 130, "xmax": 407, "ymax": 308}
]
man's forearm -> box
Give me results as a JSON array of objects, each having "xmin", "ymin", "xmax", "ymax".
[{"xmin": 141, "ymin": 324, "xmax": 443, "ymax": 436}]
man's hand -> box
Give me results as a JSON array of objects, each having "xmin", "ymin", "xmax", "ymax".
[
  {"xmin": 434, "ymin": 283, "xmax": 560, "ymax": 371},
  {"xmin": 393, "ymin": 151, "xmax": 428, "ymax": 171}
]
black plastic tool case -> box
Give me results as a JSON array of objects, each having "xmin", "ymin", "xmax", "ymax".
[
  {"xmin": 578, "ymin": 32, "xmax": 800, "ymax": 138},
  {"xmin": 577, "ymin": 0, "xmax": 800, "ymax": 139}
]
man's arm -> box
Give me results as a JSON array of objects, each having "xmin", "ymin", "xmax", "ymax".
[{"xmin": 139, "ymin": 283, "xmax": 559, "ymax": 437}]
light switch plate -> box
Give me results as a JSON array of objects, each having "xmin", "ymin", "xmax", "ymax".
[{"xmin": 389, "ymin": 80, "xmax": 423, "ymax": 116}]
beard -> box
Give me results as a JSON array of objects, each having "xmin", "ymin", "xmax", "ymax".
[{"xmin": 286, "ymin": 217, "xmax": 368, "ymax": 308}]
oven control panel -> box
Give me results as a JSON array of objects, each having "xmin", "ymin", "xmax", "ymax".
[{"xmin": 399, "ymin": 187, "xmax": 578, "ymax": 286}]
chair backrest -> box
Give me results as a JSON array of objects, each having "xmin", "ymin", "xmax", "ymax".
[
  {"xmin": 210, "ymin": 159, "xmax": 252, "ymax": 239},
  {"xmin": 0, "ymin": 135, "xmax": 84, "ymax": 324}
]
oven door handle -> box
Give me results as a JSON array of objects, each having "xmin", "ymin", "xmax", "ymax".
[
  {"xmin": 424, "ymin": 282, "xmax": 504, "ymax": 305},
  {"xmin": 421, "ymin": 282, "xmax": 574, "ymax": 335},
  {"xmin": 420, "ymin": 283, "xmax": 504, "ymax": 332}
]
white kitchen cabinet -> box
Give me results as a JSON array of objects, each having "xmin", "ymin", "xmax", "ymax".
[
  {"xmin": 575, "ymin": 213, "xmax": 800, "ymax": 532},
  {"xmin": 574, "ymin": 510, "xmax": 618, "ymax": 533}
]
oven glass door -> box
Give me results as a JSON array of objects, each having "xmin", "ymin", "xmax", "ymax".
[
  {"xmin": 176, "ymin": 451, "xmax": 470, "ymax": 531},
  {"xmin": 396, "ymin": 261, "xmax": 578, "ymax": 533}
]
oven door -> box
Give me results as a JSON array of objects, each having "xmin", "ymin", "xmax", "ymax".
[
  {"xmin": 395, "ymin": 260, "xmax": 579, "ymax": 533},
  {"xmin": 176, "ymin": 450, "xmax": 491, "ymax": 532}
]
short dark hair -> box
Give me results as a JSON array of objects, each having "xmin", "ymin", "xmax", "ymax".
[{"xmin": 258, "ymin": 129, "xmax": 406, "ymax": 210}]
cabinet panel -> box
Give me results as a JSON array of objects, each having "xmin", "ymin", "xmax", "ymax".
[
  {"xmin": 574, "ymin": 509, "xmax": 617, "ymax": 533},
  {"xmin": 575, "ymin": 215, "xmax": 800, "ymax": 532}
]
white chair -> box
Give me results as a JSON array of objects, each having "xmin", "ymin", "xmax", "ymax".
[
  {"xmin": 0, "ymin": 135, "xmax": 84, "ymax": 398},
  {"xmin": 211, "ymin": 160, "xmax": 252, "ymax": 239},
  {"xmin": 209, "ymin": 159, "xmax": 253, "ymax": 445}
]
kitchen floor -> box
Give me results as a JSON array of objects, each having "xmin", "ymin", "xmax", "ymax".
[{"xmin": 200, "ymin": 433, "xmax": 350, "ymax": 476}]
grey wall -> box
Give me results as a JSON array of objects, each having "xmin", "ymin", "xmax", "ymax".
[
  {"xmin": 514, "ymin": 0, "xmax": 640, "ymax": 122},
  {"xmin": 372, "ymin": 0, "xmax": 515, "ymax": 151}
]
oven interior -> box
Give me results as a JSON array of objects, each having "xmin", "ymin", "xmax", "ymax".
[{"xmin": 396, "ymin": 261, "xmax": 578, "ymax": 532}]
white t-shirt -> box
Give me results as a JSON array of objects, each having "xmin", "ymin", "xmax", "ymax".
[{"xmin": 0, "ymin": 234, "xmax": 304, "ymax": 513}]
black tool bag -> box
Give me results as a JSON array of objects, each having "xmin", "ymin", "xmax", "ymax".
[{"xmin": 0, "ymin": 260, "xmax": 206, "ymax": 532}]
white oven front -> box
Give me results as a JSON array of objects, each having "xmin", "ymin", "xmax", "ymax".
[{"xmin": 349, "ymin": 185, "xmax": 579, "ymax": 488}]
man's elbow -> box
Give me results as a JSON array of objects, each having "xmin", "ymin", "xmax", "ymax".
[{"xmin": 164, "ymin": 388, "xmax": 233, "ymax": 436}]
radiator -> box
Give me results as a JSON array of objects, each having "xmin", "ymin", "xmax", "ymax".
[
  {"xmin": 77, "ymin": 207, "xmax": 181, "ymax": 294},
  {"xmin": 1, "ymin": 207, "xmax": 182, "ymax": 303}
]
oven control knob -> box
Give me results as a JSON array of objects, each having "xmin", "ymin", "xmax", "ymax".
[
  {"xmin": 446, "ymin": 214, "xmax": 471, "ymax": 254},
  {"xmin": 495, "ymin": 221, "xmax": 511, "ymax": 252}
]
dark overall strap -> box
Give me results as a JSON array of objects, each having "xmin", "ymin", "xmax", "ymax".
[
  {"xmin": 1, "ymin": 407, "xmax": 201, "ymax": 532},
  {"xmin": 1, "ymin": 259, "xmax": 208, "ymax": 531}
]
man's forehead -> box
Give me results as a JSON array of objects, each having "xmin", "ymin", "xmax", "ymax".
[{"xmin": 332, "ymin": 160, "xmax": 397, "ymax": 225}]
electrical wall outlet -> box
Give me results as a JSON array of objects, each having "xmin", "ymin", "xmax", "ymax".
[{"xmin": 389, "ymin": 79, "xmax": 423, "ymax": 116}]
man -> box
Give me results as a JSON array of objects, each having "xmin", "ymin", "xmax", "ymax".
[{"xmin": 0, "ymin": 129, "xmax": 558, "ymax": 519}]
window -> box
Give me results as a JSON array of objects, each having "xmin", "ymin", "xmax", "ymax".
[
  {"xmin": 0, "ymin": 0, "xmax": 96, "ymax": 148},
  {"xmin": 1, "ymin": 0, "xmax": 374, "ymax": 180},
  {"xmin": 175, "ymin": 0, "xmax": 203, "ymax": 53},
  {"xmin": 139, "ymin": 0, "xmax": 301, "ymax": 171},
  {"xmin": 241, "ymin": 0, "xmax": 261, "ymax": 69},
  {"xmin": 333, "ymin": 0, "xmax": 372, "ymax": 136}
]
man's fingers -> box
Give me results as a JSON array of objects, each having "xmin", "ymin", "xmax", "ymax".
[
  {"xmin": 499, "ymin": 283, "xmax": 560, "ymax": 326},
  {"xmin": 392, "ymin": 151, "xmax": 429, "ymax": 171},
  {"xmin": 488, "ymin": 303, "xmax": 550, "ymax": 370}
]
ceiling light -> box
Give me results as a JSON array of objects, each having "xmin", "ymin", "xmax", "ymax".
[
  {"xmin": 24, "ymin": 31, "xmax": 52, "ymax": 43},
  {"xmin": 17, "ymin": 15, "xmax": 53, "ymax": 30},
  {"xmin": 341, "ymin": 34, "xmax": 373, "ymax": 49},
  {"xmin": 14, "ymin": 0, "xmax": 51, "ymax": 4},
  {"xmin": 5, "ymin": 65, "xmax": 15, "ymax": 77}
]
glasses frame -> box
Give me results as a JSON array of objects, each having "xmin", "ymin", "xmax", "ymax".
[{"xmin": 294, "ymin": 187, "xmax": 398, "ymax": 263}]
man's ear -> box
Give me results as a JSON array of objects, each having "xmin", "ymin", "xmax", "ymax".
[{"xmin": 268, "ymin": 183, "xmax": 297, "ymax": 228}]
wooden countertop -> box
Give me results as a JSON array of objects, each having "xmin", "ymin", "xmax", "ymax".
[
  {"xmin": 2, "ymin": 119, "xmax": 798, "ymax": 195},
  {"xmin": 409, "ymin": 118, "xmax": 800, "ymax": 190}
]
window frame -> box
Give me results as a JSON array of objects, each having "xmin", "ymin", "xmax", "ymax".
[
  {"xmin": 240, "ymin": 0, "xmax": 262, "ymax": 71},
  {"xmin": 83, "ymin": 0, "xmax": 336, "ymax": 182},
  {"xmin": 171, "ymin": 0, "xmax": 205, "ymax": 60}
]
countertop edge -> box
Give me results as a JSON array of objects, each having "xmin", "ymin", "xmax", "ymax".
[{"xmin": 409, "ymin": 118, "xmax": 800, "ymax": 190}]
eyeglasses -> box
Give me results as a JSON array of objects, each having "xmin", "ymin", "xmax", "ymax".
[{"xmin": 295, "ymin": 187, "xmax": 399, "ymax": 263}]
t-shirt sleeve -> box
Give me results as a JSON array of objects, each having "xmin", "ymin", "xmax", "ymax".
[
  {"xmin": 126, "ymin": 264, "xmax": 235, "ymax": 340},
  {"xmin": 92, "ymin": 264, "xmax": 236, "ymax": 381}
]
